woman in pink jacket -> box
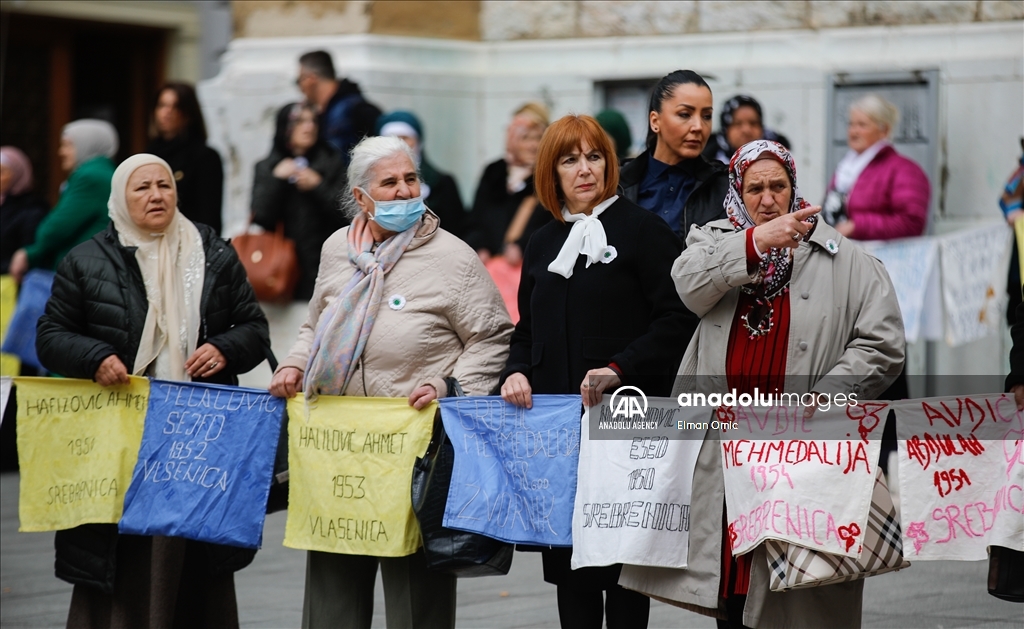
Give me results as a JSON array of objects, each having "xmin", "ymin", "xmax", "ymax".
[{"xmin": 823, "ymin": 94, "xmax": 931, "ymax": 240}]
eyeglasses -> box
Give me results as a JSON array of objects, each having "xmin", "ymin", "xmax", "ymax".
[{"xmin": 295, "ymin": 72, "xmax": 315, "ymax": 87}]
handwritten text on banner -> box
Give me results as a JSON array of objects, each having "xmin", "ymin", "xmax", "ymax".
[
  {"xmin": 892, "ymin": 394, "xmax": 1024, "ymax": 561},
  {"xmin": 720, "ymin": 403, "xmax": 885, "ymax": 557},
  {"xmin": 118, "ymin": 381, "xmax": 284, "ymax": 549},
  {"xmin": 284, "ymin": 396, "xmax": 433, "ymax": 557},
  {"xmin": 440, "ymin": 395, "xmax": 581, "ymax": 547},
  {"xmin": 17, "ymin": 376, "xmax": 149, "ymax": 532},
  {"xmin": 572, "ymin": 398, "xmax": 703, "ymax": 569}
]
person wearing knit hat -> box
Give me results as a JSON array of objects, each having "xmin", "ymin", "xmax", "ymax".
[
  {"xmin": 375, "ymin": 110, "xmax": 467, "ymax": 239},
  {"xmin": 595, "ymin": 109, "xmax": 633, "ymax": 163}
]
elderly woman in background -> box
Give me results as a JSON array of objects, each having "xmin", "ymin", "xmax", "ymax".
[
  {"xmin": 618, "ymin": 70, "xmax": 729, "ymax": 242},
  {"xmin": 702, "ymin": 94, "xmax": 792, "ymax": 165},
  {"xmin": 36, "ymin": 154, "xmax": 271, "ymax": 629},
  {"xmin": 147, "ymin": 82, "xmax": 225, "ymax": 234},
  {"xmin": 501, "ymin": 115, "xmax": 694, "ymax": 629},
  {"xmin": 0, "ymin": 146, "xmax": 48, "ymax": 274},
  {"xmin": 269, "ymin": 135, "xmax": 513, "ymax": 629},
  {"xmin": 823, "ymin": 94, "xmax": 930, "ymax": 238},
  {"xmin": 251, "ymin": 101, "xmax": 347, "ymax": 302},
  {"xmin": 620, "ymin": 140, "xmax": 904, "ymax": 629},
  {"xmin": 465, "ymin": 101, "xmax": 550, "ymax": 264},
  {"xmin": 9, "ymin": 119, "xmax": 117, "ymax": 282},
  {"xmin": 376, "ymin": 110, "xmax": 467, "ymax": 240}
]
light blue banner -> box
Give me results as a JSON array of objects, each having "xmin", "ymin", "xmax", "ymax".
[{"xmin": 440, "ymin": 395, "xmax": 581, "ymax": 547}]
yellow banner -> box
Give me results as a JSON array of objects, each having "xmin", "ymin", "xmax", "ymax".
[
  {"xmin": 0, "ymin": 276, "xmax": 18, "ymax": 376},
  {"xmin": 284, "ymin": 396, "xmax": 434, "ymax": 557},
  {"xmin": 17, "ymin": 376, "xmax": 149, "ymax": 532}
]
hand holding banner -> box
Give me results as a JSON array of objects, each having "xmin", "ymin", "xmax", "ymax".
[
  {"xmin": 440, "ymin": 395, "xmax": 581, "ymax": 547},
  {"xmin": 571, "ymin": 396, "xmax": 703, "ymax": 569},
  {"xmin": 720, "ymin": 403, "xmax": 885, "ymax": 558},
  {"xmin": 17, "ymin": 376, "xmax": 149, "ymax": 532},
  {"xmin": 284, "ymin": 396, "xmax": 434, "ymax": 557},
  {"xmin": 118, "ymin": 381, "xmax": 285, "ymax": 549}
]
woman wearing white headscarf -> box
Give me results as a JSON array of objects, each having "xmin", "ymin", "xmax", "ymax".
[
  {"xmin": 36, "ymin": 154, "xmax": 271, "ymax": 629},
  {"xmin": 9, "ymin": 119, "xmax": 119, "ymax": 282}
]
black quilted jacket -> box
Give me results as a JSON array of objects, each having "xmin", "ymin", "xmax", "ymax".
[{"xmin": 36, "ymin": 221, "xmax": 271, "ymax": 592}]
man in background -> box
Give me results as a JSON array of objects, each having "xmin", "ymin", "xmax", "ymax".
[{"xmin": 296, "ymin": 50, "xmax": 382, "ymax": 165}]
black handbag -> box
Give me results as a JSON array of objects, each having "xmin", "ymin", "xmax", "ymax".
[
  {"xmin": 988, "ymin": 545, "xmax": 1024, "ymax": 603},
  {"xmin": 410, "ymin": 379, "xmax": 514, "ymax": 577}
]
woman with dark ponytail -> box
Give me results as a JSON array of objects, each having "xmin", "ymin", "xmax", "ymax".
[{"xmin": 618, "ymin": 70, "xmax": 729, "ymax": 244}]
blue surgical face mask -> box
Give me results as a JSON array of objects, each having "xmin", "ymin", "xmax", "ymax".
[{"xmin": 356, "ymin": 187, "xmax": 426, "ymax": 233}]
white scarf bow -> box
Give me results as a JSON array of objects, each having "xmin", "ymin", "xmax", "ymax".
[{"xmin": 547, "ymin": 195, "xmax": 618, "ymax": 279}]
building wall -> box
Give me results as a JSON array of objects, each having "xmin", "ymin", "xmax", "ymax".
[
  {"xmin": 232, "ymin": 1, "xmax": 480, "ymax": 40},
  {"xmin": 4, "ymin": 0, "xmax": 204, "ymax": 82},
  {"xmin": 231, "ymin": 0, "xmax": 1024, "ymax": 40},
  {"xmin": 479, "ymin": 0, "xmax": 1023, "ymax": 40}
]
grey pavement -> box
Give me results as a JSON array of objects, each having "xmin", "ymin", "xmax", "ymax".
[{"xmin": 1, "ymin": 471, "xmax": 1019, "ymax": 629}]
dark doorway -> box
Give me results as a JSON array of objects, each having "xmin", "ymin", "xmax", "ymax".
[{"xmin": 0, "ymin": 11, "xmax": 167, "ymax": 205}]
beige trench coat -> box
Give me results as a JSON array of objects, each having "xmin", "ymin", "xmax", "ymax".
[{"xmin": 620, "ymin": 219, "xmax": 905, "ymax": 629}]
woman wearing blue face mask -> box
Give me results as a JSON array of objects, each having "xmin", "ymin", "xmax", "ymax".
[{"xmin": 268, "ymin": 135, "xmax": 514, "ymax": 629}]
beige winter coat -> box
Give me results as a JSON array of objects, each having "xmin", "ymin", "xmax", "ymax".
[
  {"xmin": 619, "ymin": 219, "xmax": 905, "ymax": 629},
  {"xmin": 278, "ymin": 212, "xmax": 514, "ymax": 398}
]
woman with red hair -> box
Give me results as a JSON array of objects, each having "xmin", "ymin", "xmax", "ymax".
[{"xmin": 500, "ymin": 114, "xmax": 695, "ymax": 628}]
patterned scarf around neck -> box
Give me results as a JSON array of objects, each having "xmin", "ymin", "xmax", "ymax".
[
  {"xmin": 724, "ymin": 140, "xmax": 816, "ymax": 325},
  {"xmin": 304, "ymin": 213, "xmax": 420, "ymax": 403}
]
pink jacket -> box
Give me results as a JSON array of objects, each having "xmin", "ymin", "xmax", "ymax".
[{"xmin": 830, "ymin": 145, "xmax": 931, "ymax": 240}]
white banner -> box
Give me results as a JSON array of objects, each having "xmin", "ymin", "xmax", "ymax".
[
  {"xmin": 571, "ymin": 397, "xmax": 703, "ymax": 569},
  {"xmin": 892, "ymin": 393, "xmax": 1024, "ymax": 561},
  {"xmin": 0, "ymin": 376, "xmax": 10, "ymax": 425},
  {"xmin": 859, "ymin": 237, "xmax": 942, "ymax": 343},
  {"xmin": 938, "ymin": 224, "xmax": 1013, "ymax": 347},
  {"xmin": 720, "ymin": 403, "xmax": 885, "ymax": 558}
]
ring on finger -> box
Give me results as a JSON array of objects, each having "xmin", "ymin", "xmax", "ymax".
[
  {"xmin": 791, "ymin": 232, "xmax": 801, "ymax": 241},
  {"xmin": 208, "ymin": 361, "xmax": 219, "ymax": 369}
]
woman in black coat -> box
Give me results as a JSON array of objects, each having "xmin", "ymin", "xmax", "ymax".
[
  {"xmin": 618, "ymin": 70, "xmax": 729, "ymax": 244},
  {"xmin": 251, "ymin": 102, "xmax": 348, "ymax": 301},
  {"xmin": 36, "ymin": 154, "xmax": 271, "ymax": 629},
  {"xmin": 465, "ymin": 102, "xmax": 551, "ymax": 262},
  {"xmin": 147, "ymin": 82, "xmax": 225, "ymax": 234},
  {"xmin": 0, "ymin": 146, "xmax": 48, "ymax": 275},
  {"xmin": 500, "ymin": 115, "xmax": 694, "ymax": 629}
]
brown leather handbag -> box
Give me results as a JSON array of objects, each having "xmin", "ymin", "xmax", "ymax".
[{"xmin": 232, "ymin": 223, "xmax": 299, "ymax": 303}]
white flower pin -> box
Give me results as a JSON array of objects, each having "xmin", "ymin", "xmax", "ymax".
[
  {"xmin": 599, "ymin": 246, "xmax": 618, "ymax": 264},
  {"xmin": 825, "ymin": 239, "xmax": 839, "ymax": 254},
  {"xmin": 388, "ymin": 294, "xmax": 406, "ymax": 310}
]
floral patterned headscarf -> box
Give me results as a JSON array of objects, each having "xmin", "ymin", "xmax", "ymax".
[{"xmin": 724, "ymin": 140, "xmax": 816, "ymax": 333}]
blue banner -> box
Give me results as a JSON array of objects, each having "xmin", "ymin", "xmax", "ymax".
[
  {"xmin": 440, "ymin": 395, "xmax": 581, "ymax": 547},
  {"xmin": 119, "ymin": 380, "xmax": 284, "ymax": 549}
]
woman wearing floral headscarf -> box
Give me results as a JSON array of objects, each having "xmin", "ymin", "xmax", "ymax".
[{"xmin": 619, "ymin": 140, "xmax": 905, "ymax": 629}]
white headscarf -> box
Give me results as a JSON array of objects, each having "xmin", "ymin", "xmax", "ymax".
[
  {"xmin": 62, "ymin": 120, "xmax": 119, "ymax": 169},
  {"xmin": 108, "ymin": 154, "xmax": 205, "ymax": 380}
]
